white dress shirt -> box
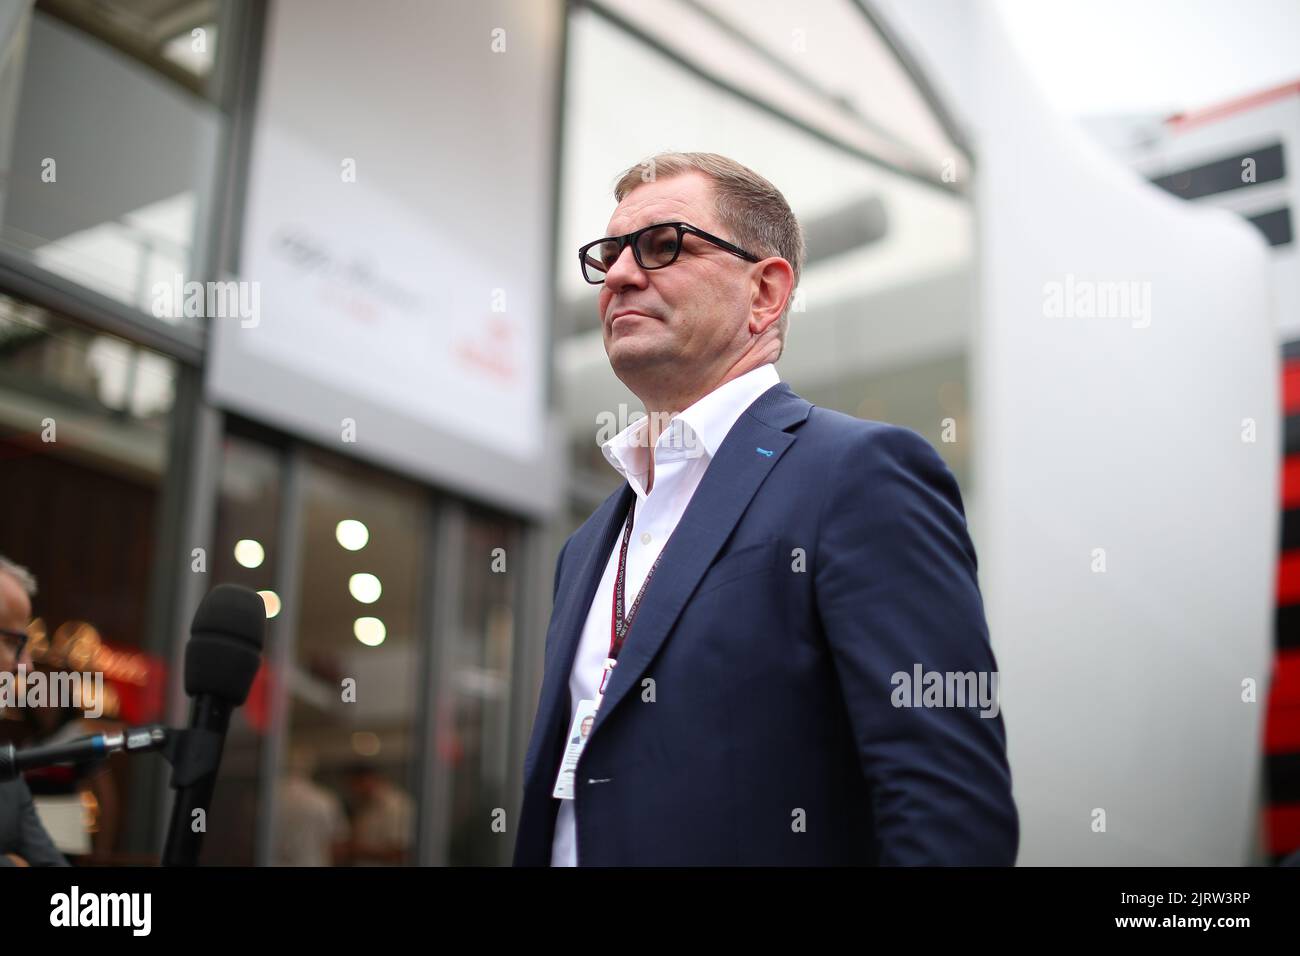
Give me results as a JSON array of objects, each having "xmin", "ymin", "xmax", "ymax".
[{"xmin": 550, "ymin": 362, "xmax": 781, "ymax": 866}]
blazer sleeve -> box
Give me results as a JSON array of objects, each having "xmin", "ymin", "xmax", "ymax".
[
  {"xmin": 813, "ymin": 423, "xmax": 1019, "ymax": 865},
  {"xmin": 0, "ymin": 778, "xmax": 69, "ymax": 867}
]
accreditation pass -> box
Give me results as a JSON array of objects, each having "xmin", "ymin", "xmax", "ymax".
[{"xmin": 552, "ymin": 697, "xmax": 599, "ymax": 800}]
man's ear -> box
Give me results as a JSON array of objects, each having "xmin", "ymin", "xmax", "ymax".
[{"xmin": 750, "ymin": 257, "xmax": 795, "ymax": 333}]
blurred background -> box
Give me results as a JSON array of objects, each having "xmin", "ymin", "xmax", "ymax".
[{"xmin": 0, "ymin": 0, "xmax": 1295, "ymax": 865}]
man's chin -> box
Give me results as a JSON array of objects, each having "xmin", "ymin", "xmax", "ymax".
[{"xmin": 606, "ymin": 335, "xmax": 670, "ymax": 371}]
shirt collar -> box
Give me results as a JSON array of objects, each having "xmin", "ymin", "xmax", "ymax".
[{"xmin": 601, "ymin": 363, "xmax": 781, "ymax": 490}]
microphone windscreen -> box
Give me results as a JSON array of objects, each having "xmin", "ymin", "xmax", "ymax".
[{"xmin": 185, "ymin": 584, "xmax": 266, "ymax": 704}]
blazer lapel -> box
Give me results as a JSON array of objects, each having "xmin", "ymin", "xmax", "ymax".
[{"xmin": 523, "ymin": 481, "xmax": 632, "ymax": 785}]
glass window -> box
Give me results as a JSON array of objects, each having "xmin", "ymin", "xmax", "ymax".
[
  {"xmin": 441, "ymin": 507, "xmax": 522, "ymax": 866},
  {"xmin": 0, "ymin": 4, "xmax": 226, "ymax": 326},
  {"xmin": 279, "ymin": 449, "xmax": 431, "ymax": 867},
  {"xmin": 0, "ymin": 291, "xmax": 177, "ymax": 862},
  {"xmin": 37, "ymin": 0, "xmax": 224, "ymax": 93},
  {"xmin": 201, "ymin": 431, "xmax": 284, "ymax": 866}
]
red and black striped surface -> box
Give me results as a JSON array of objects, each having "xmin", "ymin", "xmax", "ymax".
[{"xmin": 1268, "ymin": 345, "xmax": 1300, "ymax": 862}]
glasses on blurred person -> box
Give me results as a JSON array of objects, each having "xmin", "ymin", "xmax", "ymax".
[
  {"xmin": 578, "ymin": 221, "xmax": 760, "ymax": 285},
  {"xmin": 0, "ymin": 627, "xmax": 28, "ymax": 667}
]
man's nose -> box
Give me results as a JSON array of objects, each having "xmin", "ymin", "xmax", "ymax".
[{"xmin": 603, "ymin": 243, "xmax": 647, "ymax": 291}]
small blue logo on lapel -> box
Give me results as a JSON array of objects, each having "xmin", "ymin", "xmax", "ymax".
[{"xmin": 755, "ymin": 447, "xmax": 774, "ymax": 457}]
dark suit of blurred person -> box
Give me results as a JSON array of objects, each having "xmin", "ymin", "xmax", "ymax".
[{"xmin": 0, "ymin": 556, "xmax": 69, "ymax": 867}]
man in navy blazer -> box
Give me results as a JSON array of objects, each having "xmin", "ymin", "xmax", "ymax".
[{"xmin": 514, "ymin": 152, "xmax": 1017, "ymax": 866}]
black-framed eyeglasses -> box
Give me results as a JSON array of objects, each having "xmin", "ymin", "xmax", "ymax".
[
  {"xmin": 0, "ymin": 627, "xmax": 27, "ymax": 661},
  {"xmin": 578, "ymin": 221, "xmax": 760, "ymax": 285}
]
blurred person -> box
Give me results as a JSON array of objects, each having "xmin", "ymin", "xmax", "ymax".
[
  {"xmin": 273, "ymin": 745, "xmax": 347, "ymax": 866},
  {"xmin": 340, "ymin": 763, "xmax": 413, "ymax": 866},
  {"xmin": 515, "ymin": 152, "xmax": 1017, "ymax": 866},
  {"xmin": 21, "ymin": 701, "xmax": 119, "ymax": 860},
  {"xmin": 0, "ymin": 555, "xmax": 68, "ymax": 867}
]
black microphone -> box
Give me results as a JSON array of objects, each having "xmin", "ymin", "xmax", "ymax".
[
  {"xmin": 0, "ymin": 725, "xmax": 170, "ymax": 782},
  {"xmin": 161, "ymin": 584, "xmax": 265, "ymax": 867}
]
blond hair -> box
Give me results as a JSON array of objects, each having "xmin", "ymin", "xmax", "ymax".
[{"xmin": 612, "ymin": 152, "xmax": 804, "ymax": 357}]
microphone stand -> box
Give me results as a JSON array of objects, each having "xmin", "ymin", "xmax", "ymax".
[
  {"xmin": 160, "ymin": 700, "xmax": 230, "ymax": 867},
  {"xmin": 0, "ymin": 722, "xmax": 228, "ymax": 866}
]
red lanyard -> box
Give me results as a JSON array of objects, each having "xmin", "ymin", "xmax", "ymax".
[{"xmin": 609, "ymin": 497, "xmax": 666, "ymax": 662}]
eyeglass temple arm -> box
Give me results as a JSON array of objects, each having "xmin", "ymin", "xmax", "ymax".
[{"xmin": 681, "ymin": 225, "xmax": 759, "ymax": 262}]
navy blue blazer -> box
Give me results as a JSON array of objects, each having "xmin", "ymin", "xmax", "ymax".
[{"xmin": 514, "ymin": 381, "xmax": 1018, "ymax": 865}]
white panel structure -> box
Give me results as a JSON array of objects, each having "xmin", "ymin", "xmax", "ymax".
[{"xmin": 879, "ymin": 0, "xmax": 1278, "ymax": 864}]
